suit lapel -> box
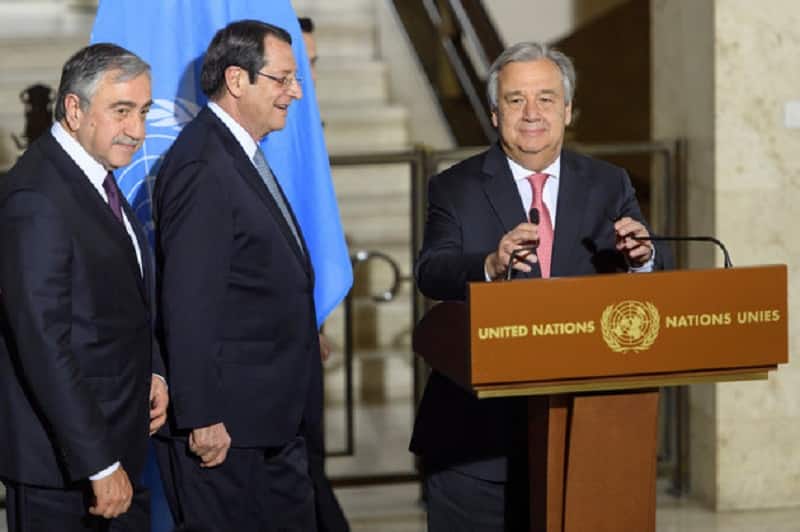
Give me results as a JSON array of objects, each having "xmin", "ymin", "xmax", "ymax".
[
  {"xmin": 201, "ymin": 110, "xmax": 310, "ymax": 274},
  {"xmin": 118, "ymin": 190, "xmax": 150, "ymax": 300},
  {"xmin": 43, "ymin": 134, "xmax": 147, "ymax": 300},
  {"xmin": 480, "ymin": 144, "xmax": 528, "ymax": 233},
  {"xmin": 480, "ymin": 144, "xmax": 541, "ymax": 279},
  {"xmin": 552, "ymin": 150, "xmax": 590, "ymax": 276}
]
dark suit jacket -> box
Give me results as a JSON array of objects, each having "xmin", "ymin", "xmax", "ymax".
[
  {"xmin": 0, "ymin": 132, "xmax": 162, "ymax": 488},
  {"xmin": 153, "ymin": 107, "xmax": 320, "ymax": 448},
  {"xmin": 410, "ymin": 144, "xmax": 670, "ymax": 481}
]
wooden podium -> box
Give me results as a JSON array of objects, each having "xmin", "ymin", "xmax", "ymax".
[{"xmin": 413, "ymin": 265, "xmax": 788, "ymax": 532}]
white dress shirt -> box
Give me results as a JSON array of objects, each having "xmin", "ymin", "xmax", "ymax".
[
  {"xmin": 208, "ymin": 102, "xmax": 259, "ymax": 164},
  {"xmin": 51, "ymin": 122, "xmax": 143, "ymax": 275},
  {"xmin": 508, "ymin": 155, "xmax": 562, "ymax": 227}
]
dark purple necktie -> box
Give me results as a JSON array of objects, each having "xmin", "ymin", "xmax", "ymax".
[{"xmin": 102, "ymin": 172, "xmax": 124, "ymax": 224}]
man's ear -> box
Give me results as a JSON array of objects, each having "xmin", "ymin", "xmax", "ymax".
[
  {"xmin": 565, "ymin": 101, "xmax": 573, "ymax": 126},
  {"xmin": 63, "ymin": 93, "xmax": 83, "ymax": 131},
  {"xmin": 491, "ymin": 108, "xmax": 499, "ymax": 129},
  {"xmin": 224, "ymin": 66, "xmax": 246, "ymax": 98}
]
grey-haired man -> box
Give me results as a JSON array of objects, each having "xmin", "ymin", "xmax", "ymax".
[
  {"xmin": 411, "ymin": 42, "xmax": 667, "ymax": 530},
  {"xmin": 0, "ymin": 43, "xmax": 167, "ymax": 531}
]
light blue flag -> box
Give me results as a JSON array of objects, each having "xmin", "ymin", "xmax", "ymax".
[{"xmin": 91, "ymin": 0, "xmax": 353, "ymax": 327}]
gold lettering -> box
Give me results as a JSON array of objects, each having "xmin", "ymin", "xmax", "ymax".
[
  {"xmin": 480, "ymin": 324, "xmax": 536, "ymax": 340},
  {"xmin": 529, "ymin": 321, "xmax": 595, "ymax": 336},
  {"xmin": 735, "ymin": 309, "xmax": 782, "ymax": 324},
  {"xmin": 666, "ymin": 313, "xmax": 732, "ymax": 327},
  {"xmin": 513, "ymin": 325, "xmax": 529, "ymax": 337}
]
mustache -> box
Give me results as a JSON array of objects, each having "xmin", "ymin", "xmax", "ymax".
[{"xmin": 112, "ymin": 135, "xmax": 140, "ymax": 147}]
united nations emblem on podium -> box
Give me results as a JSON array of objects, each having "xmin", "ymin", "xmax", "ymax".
[{"xmin": 601, "ymin": 300, "xmax": 660, "ymax": 353}]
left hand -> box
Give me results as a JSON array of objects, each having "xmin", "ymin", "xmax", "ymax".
[
  {"xmin": 149, "ymin": 375, "xmax": 169, "ymax": 435},
  {"xmin": 614, "ymin": 217, "xmax": 654, "ymax": 267}
]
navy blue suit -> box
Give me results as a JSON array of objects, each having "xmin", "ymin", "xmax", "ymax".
[
  {"xmin": 153, "ymin": 107, "xmax": 320, "ymax": 531},
  {"xmin": 0, "ymin": 132, "xmax": 161, "ymax": 530},
  {"xmin": 411, "ymin": 144, "xmax": 669, "ymax": 529}
]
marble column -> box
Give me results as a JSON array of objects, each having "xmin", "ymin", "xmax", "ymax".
[{"xmin": 652, "ymin": 0, "xmax": 800, "ymax": 510}]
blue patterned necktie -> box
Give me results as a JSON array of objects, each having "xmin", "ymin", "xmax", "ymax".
[{"xmin": 252, "ymin": 149, "xmax": 303, "ymax": 253}]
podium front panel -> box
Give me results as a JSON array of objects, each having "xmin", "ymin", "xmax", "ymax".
[{"xmin": 467, "ymin": 265, "xmax": 787, "ymax": 386}]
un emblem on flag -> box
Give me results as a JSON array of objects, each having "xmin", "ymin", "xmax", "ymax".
[
  {"xmin": 117, "ymin": 98, "xmax": 200, "ymax": 238},
  {"xmin": 601, "ymin": 300, "xmax": 660, "ymax": 353}
]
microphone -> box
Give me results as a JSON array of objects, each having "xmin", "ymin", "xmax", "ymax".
[
  {"xmin": 529, "ymin": 207, "xmax": 539, "ymax": 225},
  {"xmin": 505, "ymin": 208, "xmax": 540, "ymax": 281},
  {"xmin": 607, "ymin": 208, "xmax": 733, "ymax": 268},
  {"xmin": 632, "ymin": 235, "xmax": 733, "ymax": 268}
]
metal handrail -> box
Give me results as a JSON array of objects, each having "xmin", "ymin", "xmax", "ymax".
[
  {"xmin": 329, "ymin": 249, "xmax": 406, "ymax": 460},
  {"xmin": 390, "ymin": 1, "xmax": 500, "ymax": 145},
  {"xmin": 325, "ymin": 151, "xmax": 426, "ymax": 486}
]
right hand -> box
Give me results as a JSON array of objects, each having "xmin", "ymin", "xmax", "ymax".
[
  {"xmin": 89, "ymin": 466, "xmax": 133, "ymax": 519},
  {"xmin": 319, "ymin": 332, "xmax": 333, "ymax": 362},
  {"xmin": 484, "ymin": 222, "xmax": 540, "ymax": 280},
  {"xmin": 189, "ymin": 422, "xmax": 231, "ymax": 467}
]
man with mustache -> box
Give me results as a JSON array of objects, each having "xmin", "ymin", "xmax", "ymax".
[
  {"xmin": 0, "ymin": 43, "xmax": 168, "ymax": 531},
  {"xmin": 153, "ymin": 20, "xmax": 318, "ymax": 531},
  {"xmin": 411, "ymin": 42, "xmax": 669, "ymax": 530}
]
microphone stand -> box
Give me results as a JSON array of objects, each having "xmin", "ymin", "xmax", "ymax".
[{"xmin": 633, "ymin": 235, "xmax": 733, "ymax": 268}]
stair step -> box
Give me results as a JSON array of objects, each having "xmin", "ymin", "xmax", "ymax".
[
  {"xmin": 296, "ymin": 9, "xmax": 378, "ymax": 60},
  {"xmin": 316, "ymin": 60, "xmax": 389, "ymax": 105},
  {"xmin": 332, "ymin": 163, "xmax": 411, "ymax": 195},
  {"xmin": 0, "ymin": 3, "xmax": 93, "ymax": 40},
  {"xmin": 322, "ymin": 104, "xmax": 409, "ymax": 153},
  {"xmin": 293, "ymin": 0, "xmax": 375, "ymax": 14}
]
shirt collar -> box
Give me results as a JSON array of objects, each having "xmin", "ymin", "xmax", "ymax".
[
  {"xmin": 50, "ymin": 121, "xmax": 108, "ymax": 189},
  {"xmin": 507, "ymin": 155, "xmax": 561, "ymax": 184},
  {"xmin": 208, "ymin": 101, "xmax": 259, "ymax": 160}
]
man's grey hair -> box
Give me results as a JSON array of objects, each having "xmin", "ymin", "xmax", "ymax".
[
  {"xmin": 54, "ymin": 43, "xmax": 150, "ymax": 121},
  {"xmin": 486, "ymin": 42, "xmax": 576, "ymax": 110}
]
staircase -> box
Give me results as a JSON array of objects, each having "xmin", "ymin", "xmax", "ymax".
[{"xmin": 294, "ymin": 0, "xmax": 416, "ymax": 404}]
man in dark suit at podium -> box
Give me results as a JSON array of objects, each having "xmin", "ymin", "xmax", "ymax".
[{"xmin": 411, "ymin": 42, "xmax": 668, "ymax": 530}]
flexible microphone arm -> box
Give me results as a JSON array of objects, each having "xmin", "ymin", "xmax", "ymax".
[
  {"xmin": 505, "ymin": 245, "xmax": 538, "ymax": 281},
  {"xmin": 633, "ymin": 235, "xmax": 733, "ymax": 269}
]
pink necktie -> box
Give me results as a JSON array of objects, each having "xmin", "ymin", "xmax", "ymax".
[{"xmin": 527, "ymin": 173, "xmax": 553, "ymax": 278}]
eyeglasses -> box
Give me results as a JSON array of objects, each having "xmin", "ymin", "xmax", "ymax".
[{"xmin": 256, "ymin": 71, "xmax": 302, "ymax": 89}]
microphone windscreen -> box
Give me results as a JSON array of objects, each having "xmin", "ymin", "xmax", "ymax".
[{"xmin": 529, "ymin": 208, "xmax": 540, "ymax": 225}]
